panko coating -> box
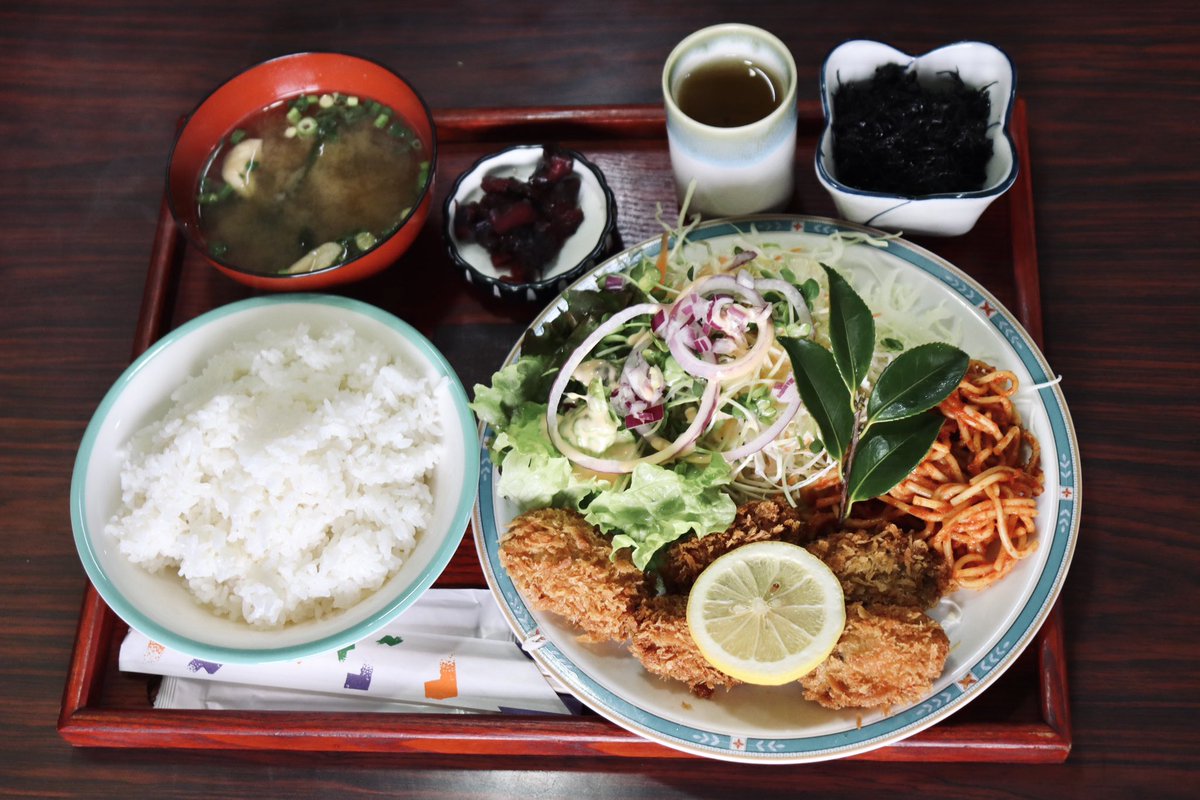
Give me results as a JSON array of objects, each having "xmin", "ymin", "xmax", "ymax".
[
  {"xmin": 659, "ymin": 497, "xmax": 812, "ymax": 593},
  {"xmin": 805, "ymin": 524, "xmax": 951, "ymax": 609},
  {"xmin": 499, "ymin": 507, "xmax": 648, "ymax": 642},
  {"xmin": 799, "ymin": 602, "xmax": 950, "ymax": 710},
  {"xmin": 629, "ymin": 594, "xmax": 741, "ymax": 699}
]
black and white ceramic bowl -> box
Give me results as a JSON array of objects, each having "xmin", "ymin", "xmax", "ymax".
[
  {"xmin": 443, "ymin": 144, "xmax": 618, "ymax": 304},
  {"xmin": 815, "ymin": 40, "xmax": 1018, "ymax": 237}
]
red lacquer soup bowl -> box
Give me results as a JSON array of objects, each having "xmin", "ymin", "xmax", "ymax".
[{"xmin": 167, "ymin": 52, "xmax": 437, "ymax": 291}]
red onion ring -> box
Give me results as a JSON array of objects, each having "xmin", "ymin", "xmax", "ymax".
[
  {"xmin": 685, "ymin": 274, "xmax": 766, "ymax": 308},
  {"xmin": 728, "ymin": 250, "xmax": 757, "ymax": 270},
  {"xmin": 721, "ymin": 390, "xmax": 803, "ymax": 462},
  {"xmin": 662, "ymin": 275, "xmax": 774, "ymax": 380},
  {"xmin": 545, "ymin": 302, "xmax": 720, "ymax": 474},
  {"xmin": 666, "ymin": 311, "xmax": 775, "ymax": 381},
  {"xmin": 754, "ymin": 278, "xmax": 813, "ymax": 331}
]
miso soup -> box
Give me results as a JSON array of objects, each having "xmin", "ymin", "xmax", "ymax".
[{"xmin": 196, "ymin": 93, "xmax": 430, "ymax": 275}]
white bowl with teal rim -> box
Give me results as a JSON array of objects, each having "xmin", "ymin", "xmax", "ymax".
[
  {"xmin": 472, "ymin": 215, "xmax": 1079, "ymax": 762},
  {"xmin": 71, "ymin": 294, "xmax": 478, "ymax": 663},
  {"xmin": 816, "ymin": 41, "xmax": 1018, "ymax": 236}
]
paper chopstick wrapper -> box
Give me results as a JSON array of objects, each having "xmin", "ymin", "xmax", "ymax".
[
  {"xmin": 120, "ymin": 589, "xmax": 571, "ymax": 715},
  {"xmin": 154, "ymin": 676, "xmax": 480, "ymax": 713}
]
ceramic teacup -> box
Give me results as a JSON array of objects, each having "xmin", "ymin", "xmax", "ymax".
[{"xmin": 662, "ymin": 24, "xmax": 798, "ymax": 218}]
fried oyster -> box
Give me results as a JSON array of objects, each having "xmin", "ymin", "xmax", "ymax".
[
  {"xmin": 629, "ymin": 594, "xmax": 740, "ymax": 698},
  {"xmin": 805, "ymin": 523, "xmax": 951, "ymax": 609},
  {"xmin": 799, "ymin": 602, "xmax": 950, "ymax": 711},
  {"xmin": 499, "ymin": 507, "xmax": 648, "ymax": 643},
  {"xmin": 659, "ymin": 497, "xmax": 813, "ymax": 594}
]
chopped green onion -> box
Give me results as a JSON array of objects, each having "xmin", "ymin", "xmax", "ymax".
[
  {"xmin": 284, "ymin": 125, "xmax": 297, "ymax": 138},
  {"xmin": 198, "ymin": 182, "xmax": 236, "ymax": 205},
  {"xmin": 296, "ymin": 117, "xmax": 318, "ymax": 136},
  {"xmin": 373, "ymin": 112, "xmax": 390, "ymax": 128},
  {"xmin": 340, "ymin": 104, "xmax": 366, "ymax": 124},
  {"xmin": 346, "ymin": 96, "xmax": 359, "ymax": 107},
  {"xmin": 417, "ymin": 160, "xmax": 431, "ymax": 187},
  {"xmin": 287, "ymin": 107, "xmax": 302, "ymax": 124},
  {"xmin": 230, "ymin": 129, "xmax": 247, "ymax": 145},
  {"xmin": 306, "ymin": 94, "xmax": 318, "ymax": 105},
  {"xmin": 318, "ymin": 93, "xmax": 334, "ymax": 108},
  {"xmin": 354, "ymin": 231, "xmax": 376, "ymax": 251}
]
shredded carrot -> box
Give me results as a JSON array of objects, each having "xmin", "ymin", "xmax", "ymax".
[{"xmin": 656, "ymin": 233, "xmax": 669, "ymax": 280}]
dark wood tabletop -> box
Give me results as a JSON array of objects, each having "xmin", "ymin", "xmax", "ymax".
[{"xmin": 3, "ymin": 1, "xmax": 1197, "ymax": 796}]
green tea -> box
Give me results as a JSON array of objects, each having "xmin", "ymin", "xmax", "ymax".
[{"xmin": 675, "ymin": 57, "xmax": 783, "ymax": 128}]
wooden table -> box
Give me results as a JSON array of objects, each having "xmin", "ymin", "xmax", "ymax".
[{"xmin": 3, "ymin": 1, "xmax": 1197, "ymax": 795}]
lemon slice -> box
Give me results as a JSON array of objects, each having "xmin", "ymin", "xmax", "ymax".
[{"xmin": 686, "ymin": 540, "xmax": 846, "ymax": 685}]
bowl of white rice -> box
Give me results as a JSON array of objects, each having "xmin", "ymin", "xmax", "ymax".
[{"xmin": 71, "ymin": 294, "xmax": 477, "ymax": 663}]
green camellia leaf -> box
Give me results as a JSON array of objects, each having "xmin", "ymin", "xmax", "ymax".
[
  {"xmin": 845, "ymin": 412, "xmax": 946, "ymax": 505},
  {"xmin": 780, "ymin": 337, "xmax": 854, "ymax": 464},
  {"xmin": 822, "ymin": 265, "xmax": 875, "ymax": 392},
  {"xmin": 867, "ymin": 342, "xmax": 971, "ymax": 424}
]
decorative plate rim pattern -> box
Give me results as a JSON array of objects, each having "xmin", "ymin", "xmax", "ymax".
[{"xmin": 471, "ymin": 215, "xmax": 1080, "ymax": 762}]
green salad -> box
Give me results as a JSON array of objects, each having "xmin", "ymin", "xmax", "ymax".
[{"xmin": 472, "ymin": 220, "xmax": 967, "ymax": 570}]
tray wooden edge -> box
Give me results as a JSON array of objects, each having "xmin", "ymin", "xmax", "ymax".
[{"xmin": 58, "ymin": 99, "xmax": 1071, "ymax": 763}]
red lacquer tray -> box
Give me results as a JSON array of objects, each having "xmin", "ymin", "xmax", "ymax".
[{"xmin": 59, "ymin": 100, "xmax": 1071, "ymax": 762}]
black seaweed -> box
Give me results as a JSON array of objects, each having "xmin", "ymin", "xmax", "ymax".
[{"xmin": 831, "ymin": 63, "xmax": 993, "ymax": 196}]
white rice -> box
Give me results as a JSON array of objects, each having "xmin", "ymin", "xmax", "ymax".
[{"xmin": 105, "ymin": 322, "xmax": 444, "ymax": 627}]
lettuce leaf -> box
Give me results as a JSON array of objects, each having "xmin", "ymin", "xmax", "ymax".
[
  {"xmin": 476, "ymin": 288, "xmax": 738, "ymax": 572},
  {"xmin": 522, "ymin": 283, "xmax": 651, "ymax": 364},
  {"xmin": 586, "ymin": 458, "xmax": 736, "ymax": 569},
  {"xmin": 493, "ymin": 403, "xmax": 605, "ymax": 511},
  {"xmin": 470, "ymin": 354, "xmax": 553, "ymax": 431}
]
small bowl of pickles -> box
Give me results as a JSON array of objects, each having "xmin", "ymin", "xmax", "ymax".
[{"xmin": 443, "ymin": 144, "xmax": 618, "ymax": 304}]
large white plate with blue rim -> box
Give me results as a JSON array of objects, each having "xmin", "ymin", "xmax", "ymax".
[{"xmin": 471, "ymin": 215, "xmax": 1080, "ymax": 762}]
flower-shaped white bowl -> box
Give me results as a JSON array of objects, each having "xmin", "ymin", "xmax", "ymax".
[
  {"xmin": 816, "ymin": 40, "xmax": 1018, "ymax": 236},
  {"xmin": 71, "ymin": 295, "xmax": 478, "ymax": 663}
]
